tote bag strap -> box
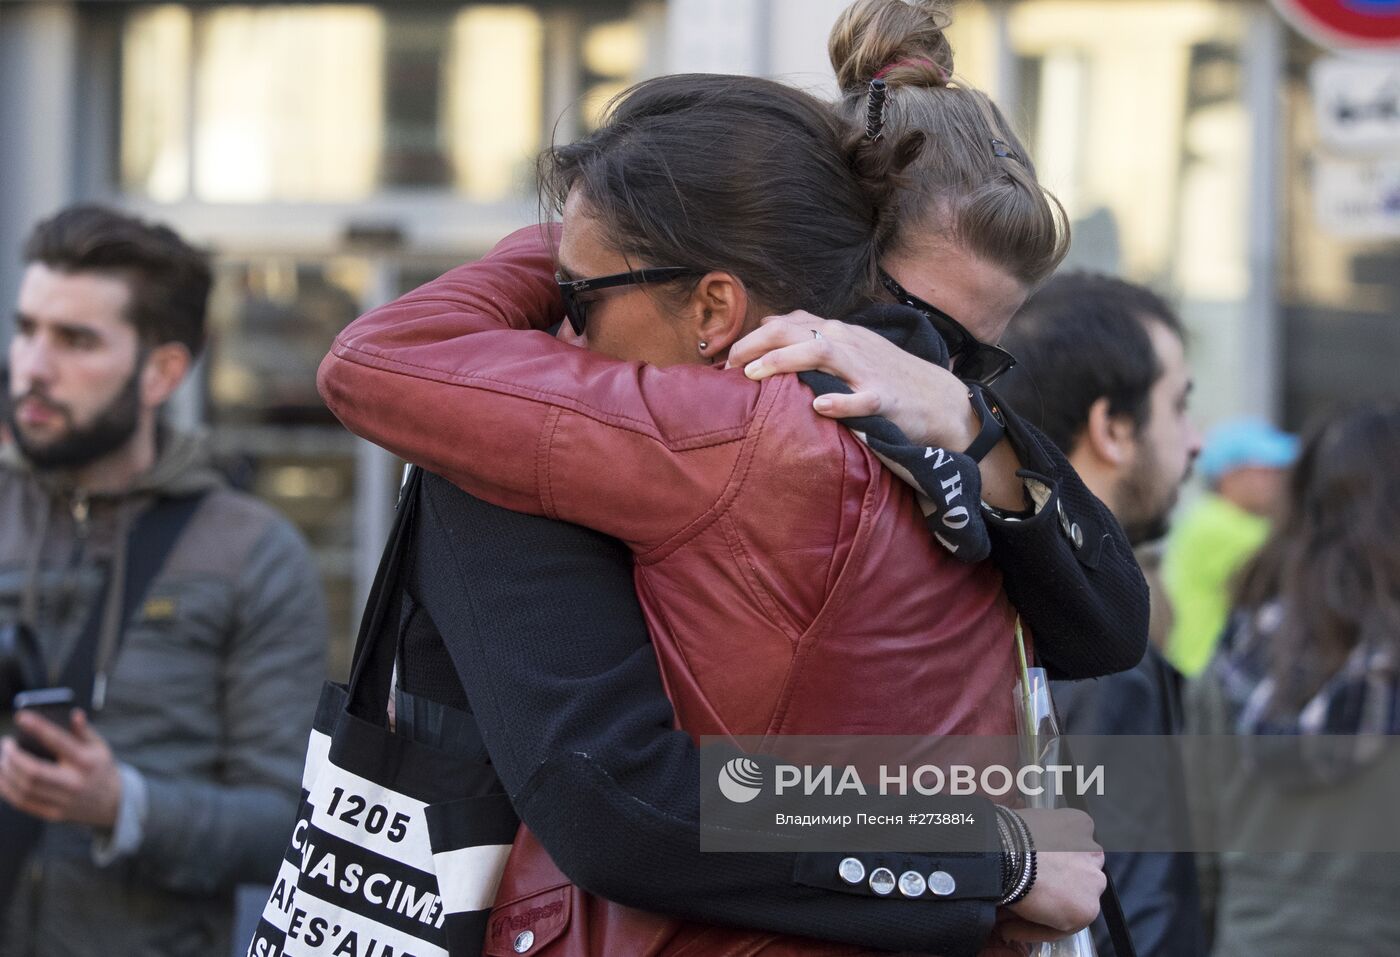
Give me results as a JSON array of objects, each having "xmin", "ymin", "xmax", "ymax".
[
  {"xmin": 1098, "ymin": 870, "xmax": 1137, "ymax": 957},
  {"xmin": 345, "ymin": 465, "xmax": 424, "ymax": 721}
]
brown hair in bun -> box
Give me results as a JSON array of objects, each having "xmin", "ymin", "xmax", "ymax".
[{"xmin": 830, "ymin": 0, "xmax": 1069, "ymax": 287}]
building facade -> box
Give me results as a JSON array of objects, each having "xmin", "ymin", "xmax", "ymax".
[{"xmin": 2, "ymin": 0, "xmax": 1394, "ymax": 663}]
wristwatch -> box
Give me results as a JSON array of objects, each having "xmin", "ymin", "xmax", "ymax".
[{"xmin": 963, "ymin": 384, "xmax": 1006, "ymax": 463}]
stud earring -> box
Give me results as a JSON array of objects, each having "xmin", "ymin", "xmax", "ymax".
[{"xmin": 698, "ymin": 340, "xmax": 709, "ymax": 353}]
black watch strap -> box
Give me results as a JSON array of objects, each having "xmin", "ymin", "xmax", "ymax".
[{"xmin": 963, "ymin": 384, "xmax": 1006, "ymax": 463}]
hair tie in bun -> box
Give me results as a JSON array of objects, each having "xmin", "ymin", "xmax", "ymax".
[
  {"xmin": 865, "ymin": 78, "xmax": 888, "ymax": 140},
  {"xmin": 873, "ymin": 57, "xmax": 948, "ymax": 84}
]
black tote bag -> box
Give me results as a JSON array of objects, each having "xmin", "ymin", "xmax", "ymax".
[{"xmin": 247, "ymin": 469, "xmax": 519, "ymax": 957}]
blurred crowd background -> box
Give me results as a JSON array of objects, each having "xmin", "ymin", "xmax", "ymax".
[{"xmin": 2, "ymin": 0, "xmax": 1395, "ymax": 673}]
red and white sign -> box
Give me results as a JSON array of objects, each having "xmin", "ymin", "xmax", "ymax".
[{"xmin": 1272, "ymin": 0, "xmax": 1400, "ymax": 50}]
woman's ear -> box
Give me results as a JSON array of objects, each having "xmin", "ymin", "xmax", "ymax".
[
  {"xmin": 1084, "ymin": 396, "xmax": 1136, "ymax": 468},
  {"xmin": 689, "ymin": 272, "xmax": 750, "ymax": 362}
]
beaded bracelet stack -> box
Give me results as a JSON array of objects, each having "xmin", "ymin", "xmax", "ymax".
[{"xmin": 994, "ymin": 805, "xmax": 1038, "ymax": 906}]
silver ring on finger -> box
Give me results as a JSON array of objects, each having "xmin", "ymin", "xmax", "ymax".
[{"xmin": 811, "ymin": 329, "xmax": 823, "ymax": 341}]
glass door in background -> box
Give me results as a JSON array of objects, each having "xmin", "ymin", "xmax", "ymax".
[
  {"xmin": 202, "ymin": 256, "xmax": 377, "ymax": 678},
  {"xmin": 201, "ymin": 254, "xmax": 477, "ymax": 678}
]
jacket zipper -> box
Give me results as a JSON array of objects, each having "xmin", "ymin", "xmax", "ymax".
[
  {"xmin": 69, "ymin": 490, "xmax": 111, "ymax": 709},
  {"xmin": 70, "ymin": 491, "xmax": 90, "ymax": 544},
  {"xmin": 45, "ymin": 491, "xmax": 91, "ymax": 688}
]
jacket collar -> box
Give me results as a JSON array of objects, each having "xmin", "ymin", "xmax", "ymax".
[{"xmin": 0, "ymin": 426, "xmax": 224, "ymax": 502}]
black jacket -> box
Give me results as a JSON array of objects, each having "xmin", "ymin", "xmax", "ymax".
[
  {"xmin": 1053, "ymin": 646, "xmax": 1206, "ymax": 957},
  {"xmin": 395, "ymin": 406, "xmax": 1147, "ymax": 954},
  {"xmin": 984, "ymin": 403, "xmax": 1149, "ymax": 679}
]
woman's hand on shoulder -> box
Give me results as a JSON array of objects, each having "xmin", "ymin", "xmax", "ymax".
[{"xmin": 727, "ymin": 311, "xmax": 978, "ymax": 450}]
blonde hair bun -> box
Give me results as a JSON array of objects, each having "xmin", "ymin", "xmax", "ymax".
[
  {"xmin": 827, "ymin": 0, "xmax": 1070, "ymax": 287},
  {"xmin": 829, "ymin": 0, "xmax": 955, "ymax": 93}
]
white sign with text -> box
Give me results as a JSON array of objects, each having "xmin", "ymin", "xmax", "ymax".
[
  {"xmin": 1315, "ymin": 154, "xmax": 1400, "ymax": 238},
  {"xmin": 1313, "ymin": 58, "xmax": 1400, "ymax": 152}
]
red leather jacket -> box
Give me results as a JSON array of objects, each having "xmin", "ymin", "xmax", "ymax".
[{"xmin": 320, "ymin": 226, "xmax": 1022, "ymax": 955}]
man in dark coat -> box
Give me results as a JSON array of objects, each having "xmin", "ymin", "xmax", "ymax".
[{"xmin": 997, "ymin": 272, "xmax": 1206, "ymax": 957}]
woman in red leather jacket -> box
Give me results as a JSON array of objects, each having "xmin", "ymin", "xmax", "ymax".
[
  {"xmin": 321, "ymin": 64, "xmax": 1127, "ymax": 956},
  {"xmin": 326, "ymin": 74, "xmax": 1028, "ymax": 736}
]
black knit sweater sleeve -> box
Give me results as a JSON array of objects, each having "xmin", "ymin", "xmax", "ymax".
[
  {"xmin": 409, "ymin": 472, "xmax": 1000, "ymax": 956},
  {"xmin": 984, "ymin": 399, "xmax": 1150, "ymax": 680}
]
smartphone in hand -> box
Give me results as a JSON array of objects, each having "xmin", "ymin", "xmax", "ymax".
[{"xmin": 12, "ymin": 687, "xmax": 76, "ymax": 761}]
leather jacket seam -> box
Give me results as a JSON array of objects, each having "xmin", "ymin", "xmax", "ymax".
[
  {"xmin": 332, "ymin": 341, "xmax": 751, "ymax": 449},
  {"xmin": 635, "ymin": 377, "xmax": 785, "ymax": 565},
  {"xmin": 824, "ymin": 435, "xmax": 851, "ymax": 597},
  {"xmin": 538, "ymin": 407, "xmax": 563, "ymax": 520},
  {"xmin": 764, "ymin": 458, "xmax": 883, "ymax": 735},
  {"xmin": 717, "ymin": 513, "xmax": 802, "ymax": 644}
]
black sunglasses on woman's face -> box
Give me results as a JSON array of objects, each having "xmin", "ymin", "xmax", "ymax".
[
  {"xmin": 878, "ymin": 270, "xmax": 1017, "ymax": 385},
  {"xmin": 556, "ymin": 267, "xmax": 700, "ymax": 336}
]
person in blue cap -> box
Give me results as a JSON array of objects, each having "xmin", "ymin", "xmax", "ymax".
[{"xmin": 1162, "ymin": 418, "xmax": 1299, "ymax": 676}]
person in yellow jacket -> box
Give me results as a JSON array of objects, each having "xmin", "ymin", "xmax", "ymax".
[{"xmin": 1163, "ymin": 419, "xmax": 1297, "ymax": 676}]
